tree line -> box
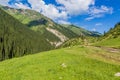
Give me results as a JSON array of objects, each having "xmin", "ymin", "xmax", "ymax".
[{"xmin": 0, "ymin": 8, "xmax": 54, "ymax": 61}]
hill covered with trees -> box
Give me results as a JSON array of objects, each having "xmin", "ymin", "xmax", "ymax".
[{"xmin": 0, "ymin": 8, "xmax": 54, "ymax": 61}]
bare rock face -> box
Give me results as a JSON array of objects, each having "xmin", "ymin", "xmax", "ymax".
[{"xmin": 46, "ymin": 28, "xmax": 69, "ymax": 47}]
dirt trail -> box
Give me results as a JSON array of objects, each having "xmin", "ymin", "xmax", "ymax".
[
  {"xmin": 95, "ymin": 46, "xmax": 120, "ymax": 53},
  {"xmin": 92, "ymin": 46, "xmax": 120, "ymax": 63}
]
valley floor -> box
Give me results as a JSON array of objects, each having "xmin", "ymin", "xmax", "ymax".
[{"xmin": 0, "ymin": 45, "xmax": 120, "ymax": 80}]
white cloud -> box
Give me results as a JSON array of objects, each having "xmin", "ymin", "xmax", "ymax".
[
  {"xmin": 85, "ymin": 14, "xmax": 103, "ymax": 21},
  {"xmin": 56, "ymin": 0, "xmax": 95, "ymax": 15},
  {"xmin": 0, "ymin": 0, "xmax": 9, "ymax": 6},
  {"xmin": 85, "ymin": 5, "xmax": 113, "ymax": 21},
  {"xmin": 90, "ymin": 5, "xmax": 113, "ymax": 14},
  {"xmin": 28, "ymin": 0, "xmax": 44, "ymax": 12},
  {"xmin": 0, "ymin": 0, "xmax": 95, "ymax": 24},
  {"xmin": 0, "ymin": 0, "xmax": 113, "ymax": 24},
  {"xmin": 95, "ymin": 23, "xmax": 102, "ymax": 26},
  {"xmin": 0, "ymin": 0, "xmax": 69, "ymax": 23},
  {"xmin": 92, "ymin": 28, "xmax": 96, "ymax": 31},
  {"xmin": 57, "ymin": 20, "xmax": 71, "ymax": 24},
  {"xmin": 27, "ymin": 0, "xmax": 68, "ymax": 21},
  {"xmin": 40, "ymin": 4, "xmax": 68, "ymax": 20},
  {"xmin": 27, "ymin": 0, "xmax": 95, "ymax": 23},
  {"xmin": 14, "ymin": 3, "xmax": 30, "ymax": 9}
]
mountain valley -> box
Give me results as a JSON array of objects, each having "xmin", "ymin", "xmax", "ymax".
[{"xmin": 0, "ymin": 4, "xmax": 120, "ymax": 80}]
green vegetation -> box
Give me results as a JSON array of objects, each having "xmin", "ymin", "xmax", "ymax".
[
  {"xmin": 103, "ymin": 23, "xmax": 120, "ymax": 39},
  {"xmin": 1, "ymin": 6, "xmax": 101, "ymax": 47},
  {"xmin": 54, "ymin": 24, "xmax": 78, "ymax": 39},
  {"xmin": 61, "ymin": 38, "xmax": 84, "ymax": 47},
  {"xmin": 0, "ymin": 6, "xmax": 102, "ymax": 61},
  {"xmin": 0, "ymin": 5, "xmax": 120, "ymax": 80},
  {"xmin": 0, "ymin": 46, "xmax": 120, "ymax": 80},
  {"xmin": 94, "ymin": 38, "xmax": 120, "ymax": 48},
  {"xmin": 62, "ymin": 24, "xmax": 101, "ymax": 37},
  {"xmin": 0, "ymin": 8, "xmax": 54, "ymax": 61},
  {"xmin": 93, "ymin": 23, "xmax": 120, "ymax": 48},
  {"xmin": 61, "ymin": 36, "xmax": 99, "ymax": 48},
  {"xmin": 2, "ymin": 6, "xmax": 79, "ymax": 43},
  {"xmin": 62, "ymin": 24, "xmax": 89, "ymax": 35}
]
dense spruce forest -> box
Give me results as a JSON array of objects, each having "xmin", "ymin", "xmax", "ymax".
[{"xmin": 0, "ymin": 8, "xmax": 54, "ymax": 61}]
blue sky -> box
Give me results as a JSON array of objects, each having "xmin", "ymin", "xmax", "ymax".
[{"xmin": 0, "ymin": 0, "xmax": 120, "ymax": 33}]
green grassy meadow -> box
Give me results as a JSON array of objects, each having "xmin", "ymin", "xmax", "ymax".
[
  {"xmin": 94, "ymin": 38, "xmax": 120, "ymax": 48},
  {"xmin": 0, "ymin": 46, "xmax": 120, "ymax": 80}
]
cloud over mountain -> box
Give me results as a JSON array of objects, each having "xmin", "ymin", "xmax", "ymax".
[
  {"xmin": 27, "ymin": 0, "xmax": 95, "ymax": 23},
  {"xmin": 0, "ymin": 0, "xmax": 9, "ymax": 6},
  {"xmin": 0, "ymin": 0, "xmax": 113, "ymax": 24},
  {"xmin": 0, "ymin": 0, "xmax": 95, "ymax": 23}
]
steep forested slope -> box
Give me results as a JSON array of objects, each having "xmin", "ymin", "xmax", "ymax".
[{"xmin": 0, "ymin": 8, "xmax": 53, "ymax": 61}]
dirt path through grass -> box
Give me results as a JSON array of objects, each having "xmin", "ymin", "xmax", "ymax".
[
  {"xmin": 88, "ymin": 46, "xmax": 120, "ymax": 64},
  {"xmin": 95, "ymin": 46, "xmax": 120, "ymax": 53}
]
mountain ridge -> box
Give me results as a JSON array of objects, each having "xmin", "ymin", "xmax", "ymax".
[
  {"xmin": 1, "ymin": 6, "xmax": 101, "ymax": 47},
  {"xmin": 0, "ymin": 8, "xmax": 54, "ymax": 60}
]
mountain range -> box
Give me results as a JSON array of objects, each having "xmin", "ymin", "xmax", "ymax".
[
  {"xmin": 1, "ymin": 6, "xmax": 101, "ymax": 47},
  {"xmin": 0, "ymin": 5, "xmax": 119, "ymax": 61},
  {"xmin": 0, "ymin": 4, "xmax": 120, "ymax": 80}
]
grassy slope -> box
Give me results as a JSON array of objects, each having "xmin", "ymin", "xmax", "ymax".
[
  {"xmin": 94, "ymin": 23, "xmax": 120, "ymax": 48},
  {"xmin": 62, "ymin": 24, "xmax": 101, "ymax": 37},
  {"xmin": 60, "ymin": 38, "xmax": 84, "ymax": 48},
  {"xmin": 104, "ymin": 23, "xmax": 120, "ymax": 39},
  {"xmin": 94, "ymin": 38, "xmax": 120, "ymax": 48},
  {"xmin": 0, "ymin": 46, "xmax": 120, "ymax": 80},
  {"xmin": 62, "ymin": 24, "xmax": 89, "ymax": 35}
]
